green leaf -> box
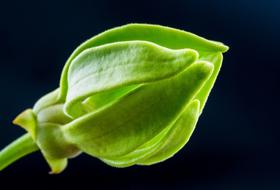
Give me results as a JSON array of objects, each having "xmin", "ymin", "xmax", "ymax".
[
  {"xmin": 63, "ymin": 61, "xmax": 213, "ymax": 158},
  {"xmin": 64, "ymin": 41, "xmax": 198, "ymax": 117}
]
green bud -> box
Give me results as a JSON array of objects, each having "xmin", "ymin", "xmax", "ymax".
[{"xmin": 0, "ymin": 23, "xmax": 228, "ymax": 174}]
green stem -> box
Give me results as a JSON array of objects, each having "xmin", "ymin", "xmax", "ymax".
[{"xmin": 0, "ymin": 133, "xmax": 39, "ymax": 171}]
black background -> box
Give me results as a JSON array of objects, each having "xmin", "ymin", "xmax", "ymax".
[{"xmin": 0, "ymin": 0, "xmax": 279, "ymax": 189}]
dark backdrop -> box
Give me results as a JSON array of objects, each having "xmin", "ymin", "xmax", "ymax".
[{"xmin": 0, "ymin": 0, "xmax": 279, "ymax": 189}]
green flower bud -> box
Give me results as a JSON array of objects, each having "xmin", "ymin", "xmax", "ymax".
[{"xmin": 0, "ymin": 23, "xmax": 228, "ymax": 174}]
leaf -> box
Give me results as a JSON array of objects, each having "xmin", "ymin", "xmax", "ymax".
[
  {"xmin": 64, "ymin": 41, "xmax": 198, "ymax": 117},
  {"xmin": 62, "ymin": 61, "xmax": 213, "ymax": 158}
]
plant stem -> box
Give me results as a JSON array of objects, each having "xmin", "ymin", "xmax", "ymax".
[{"xmin": 0, "ymin": 133, "xmax": 39, "ymax": 171}]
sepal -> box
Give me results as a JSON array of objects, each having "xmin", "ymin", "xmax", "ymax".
[{"xmin": 13, "ymin": 109, "xmax": 37, "ymax": 139}]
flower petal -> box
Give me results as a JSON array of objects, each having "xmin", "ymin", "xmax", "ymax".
[
  {"xmin": 65, "ymin": 41, "xmax": 198, "ymax": 117},
  {"xmin": 63, "ymin": 61, "xmax": 213, "ymax": 158},
  {"xmin": 59, "ymin": 23, "xmax": 228, "ymax": 100},
  {"xmin": 100, "ymin": 100, "xmax": 200, "ymax": 167}
]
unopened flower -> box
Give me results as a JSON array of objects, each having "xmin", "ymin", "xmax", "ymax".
[{"xmin": 0, "ymin": 24, "xmax": 228, "ymax": 174}]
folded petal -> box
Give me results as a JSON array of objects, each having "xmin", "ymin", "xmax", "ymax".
[
  {"xmin": 100, "ymin": 100, "xmax": 200, "ymax": 167},
  {"xmin": 63, "ymin": 61, "xmax": 213, "ymax": 158},
  {"xmin": 59, "ymin": 23, "xmax": 228, "ymax": 100},
  {"xmin": 65, "ymin": 41, "xmax": 198, "ymax": 117},
  {"xmin": 137, "ymin": 100, "xmax": 200, "ymax": 165},
  {"xmin": 195, "ymin": 52, "xmax": 223, "ymax": 113}
]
